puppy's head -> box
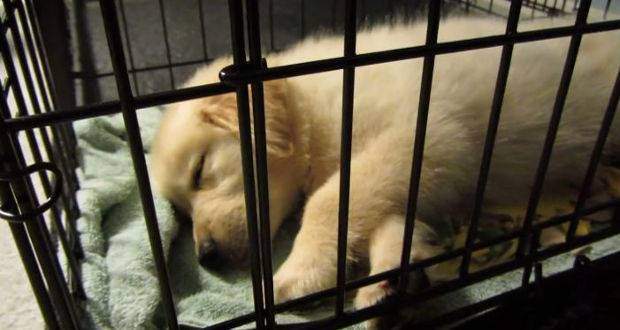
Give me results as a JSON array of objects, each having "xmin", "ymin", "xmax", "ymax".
[{"xmin": 151, "ymin": 63, "xmax": 293, "ymax": 267}]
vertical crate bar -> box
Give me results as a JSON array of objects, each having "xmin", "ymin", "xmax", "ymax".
[
  {"xmin": 521, "ymin": 228, "xmax": 542, "ymax": 287},
  {"xmin": 2, "ymin": 0, "xmax": 84, "ymax": 297},
  {"xmin": 15, "ymin": 0, "xmax": 83, "ymax": 260},
  {"xmin": 459, "ymin": 0, "xmax": 522, "ymax": 278},
  {"xmin": 29, "ymin": 0, "xmax": 79, "ymax": 168},
  {"xmin": 157, "ymin": 0, "xmax": 175, "ymax": 88},
  {"xmin": 97, "ymin": 1, "xmax": 179, "ymax": 328},
  {"xmin": 516, "ymin": 0, "xmax": 591, "ymax": 258},
  {"xmin": 226, "ymin": 0, "xmax": 266, "ymax": 328},
  {"xmin": 16, "ymin": 0, "xmax": 80, "ymax": 216},
  {"xmin": 566, "ymin": 70, "xmax": 620, "ymax": 240},
  {"xmin": 398, "ymin": 0, "xmax": 441, "ymax": 294},
  {"xmin": 0, "ymin": 155, "xmax": 59, "ymax": 328},
  {"xmin": 197, "ymin": 0, "xmax": 209, "ymax": 60},
  {"xmin": 0, "ymin": 118, "xmax": 78, "ymax": 328},
  {"xmin": 118, "ymin": 0, "xmax": 141, "ymax": 95},
  {"xmin": 24, "ymin": 1, "xmax": 84, "ymax": 256},
  {"xmin": 268, "ymin": 0, "xmax": 275, "ymax": 51},
  {"xmin": 245, "ymin": 0, "xmax": 276, "ymax": 327},
  {"xmin": 5, "ymin": 222, "xmax": 60, "ymax": 328},
  {"xmin": 300, "ymin": 0, "xmax": 306, "ymax": 38},
  {"xmin": 335, "ymin": 0, "xmax": 356, "ymax": 316}
]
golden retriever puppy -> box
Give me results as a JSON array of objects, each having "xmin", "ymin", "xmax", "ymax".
[{"xmin": 151, "ymin": 18, "xmax": 620, "ymax": 313}]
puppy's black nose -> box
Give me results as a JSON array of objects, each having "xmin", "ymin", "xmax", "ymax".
[{"xmin": 198, "ymin": 239, "xmax": 219, "ymax": 267}]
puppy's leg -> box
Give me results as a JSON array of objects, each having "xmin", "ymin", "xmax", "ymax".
[
  {"xmin": 273, "ymin": 177, "xmax": 343, "ymax": 304},
  {"xmin": 354, "ymin": 215, "xmax": 403, "ymax": 311},
  {"xmin": 274, "ymin": 154, "xmax": 381, "ymax": 303},
  {"xmin": 354, "ymin": 215, "xmax": 443, "ymax": 310}
]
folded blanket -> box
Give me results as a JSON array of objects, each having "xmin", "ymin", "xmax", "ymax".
[{"xmin": 67, "ymin": 107, "xmax": 620, "ymax": 329}]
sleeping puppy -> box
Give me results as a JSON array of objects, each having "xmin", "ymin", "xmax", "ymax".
[{"xmin": 151, "ymin": 18, "xmax": 620, "ymax": 316}]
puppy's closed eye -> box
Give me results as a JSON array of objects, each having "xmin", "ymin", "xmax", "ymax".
[{"xmin": 192, "ymin": 154, "xmax": 206, "ymax": 190}]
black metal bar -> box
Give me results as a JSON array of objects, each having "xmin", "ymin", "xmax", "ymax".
[
  {"xmin": 195, "ymin": 196, "xmax": 620, "ymax": 330},
  {"xmin": 97, "ymin": 1, "xmax": 179, "ymax": 328},
  {"xmin": 268, "ymin": 0, "xmax": 275, "ymax": 51},
  {"xmin": 459, "ymin": 0, "xmax": 522, "ymax": 278},
  {"xmin": 5, "ymin": 82, "xmax": 235, "ymax": 131},
  {"xmin": 25, "ymin": 0, "xmax": 80, "ymax": 175},
  {"xmin": 16, "ymin": 0, "xmax": 83, "ymax": 261},
  {"xmin": 566, "ymin": 69, "xmax": 620, "ymax": 240},
  {"xmin": 157, "ymin": 0, "xmax": 175, "ymax": 89},
  {"xmin": 604, "ymin": 0, "xmax": 611, "ymax": 18},
  {"xmin": 225, "ymin": 0, "xmax": 265, "ymax": 328},
  {"xmin": 72, "ymin": 58, "xmax": 211, "ymax": 80},
  {"xmin": 204, "ymin": 312, "xmax": 256, "ymax": 330},
  {"xmin": 335, "ymin": 0, "xmax": 357, "ymax": 315},
  {"xmin": 413, "ymin": 284, "xmax": 526, "ymax": 329},
  {"xmin": 197, "ymin": 0, "xmax": 209, "ymax": 60},
  {"xmin": 6, "ymin": 19, "xmax": 620, "ymax": 133},
  {"xmin": 516, "ymin": 0, "xmax": 591, "ymax": 258},
  {"xmin": 2, "ymin": 77, "xmax": 10, "ymax": 98},
  {"xmin": 274, "ymin": 197, "xmax": 619, "ymax": 313},
  {"xmin": 1, "ymin": 0, "xmax": 84, "ymax": 297},
  {"xmin": 245, "ymin": 0, "xmax": 275, "ymax": 327},
  {"xmin": 0, "ymin": 166, "xmax": 59, "ymax": 328},
  {"xmin": 398, "ymin": 0, "xmax": 441, "ymax": 294},
  {"xmin": 15, "ymin": 0, "xmax": 77, "ymax": 200},
  {"xmin": 5, "ymin": 0, "xmax": 83, "ymax": 284},
  {"xmin": 300, "ymin": 0, "xmax": 305, "ymax": 38},
  {"xmin": 521, "ymin": 229, "xmax": 541, "ymax": 287},
  {"xmin": 118, "ymin": 0, "xmax": 141, "ymax": 95},
  {"xmin": 0, "ymin": 115, "xmax": 78, "ymax": 329},
  {"xmin": 204, "ymin": 221, "xmax": 620, "ymax": 330},
  {"xmin": 6, "ymin": 222, "xmax": 60, "ymax": 328},
  {"xmin": 72, "ymin": 0, "xmax": 101, "ymax": 106},
  {"xmin": 217, "ymin": 19, "xmax": 620, "ymax": 84}
]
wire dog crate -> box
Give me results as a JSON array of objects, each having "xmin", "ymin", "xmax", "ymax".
[{"xmin": 0, "ymin": 0, "xmax": 619, "ymax": 329}]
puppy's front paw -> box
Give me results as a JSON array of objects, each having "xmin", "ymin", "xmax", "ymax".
[
  {"xmin": 273, "ymin": 263, "xmax": 335, "ymax": 304},
  {"xmin": 354, "ymin": 280, "xmax": 395, "ymax": 310},
  {"xmin": 273, "ymin": 270, "xmax": 303, "ymax": 304}
]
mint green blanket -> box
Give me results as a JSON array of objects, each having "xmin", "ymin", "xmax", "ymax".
[
  {"xmin": 71, "ymin": 108, "xmax": 334, "ymax": 329},
  {"xmin": 69, "ymin": 107, "xmax": 620, "ymax": 329}
]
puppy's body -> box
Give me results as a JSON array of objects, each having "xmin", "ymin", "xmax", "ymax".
[{"xmin": 152, "ymin": 18, "xmax": 620, "ymax": 313}]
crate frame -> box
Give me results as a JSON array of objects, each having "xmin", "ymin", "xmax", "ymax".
[{"xmin": 1, "ymin": 0, "xmax": 619, "ymax": 329}]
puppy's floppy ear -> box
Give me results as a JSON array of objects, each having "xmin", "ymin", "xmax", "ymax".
[
  {"xmin": 199, "ymin": 93, "xmax": 240, "ymax": 132},
  {"xmin": 199, "ymin": 79, "xmax": 294, "ymax": 158},
  {"xmin": 259, "ymin": 80, "xmax": 294, "ymax": 158}
]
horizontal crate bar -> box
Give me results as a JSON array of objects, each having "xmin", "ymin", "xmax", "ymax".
[
  {"xmin": 277, "ymin": 224, "xmax": 620, "ymax": 330},
  {"xmin": 6, "ymin": 19, "xmax": 619, "ymax": 133},
  {"xmin": 218, "ymin": 19, "xmax": 619, "ymax": 84},
  {"xmin": 5, "ymin": 82, "xmax": 235, "ymax": 131},
  {"xmin": 209, "ymin": 199, "xmax": 619, "ymax": 326},
  {"xmin": 204, "ymin": 221, "xmax": 620, "ymax": 330}
]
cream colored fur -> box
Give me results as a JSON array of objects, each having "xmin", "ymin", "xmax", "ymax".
[{"xmin": 151, "ymin": 17, "xmax": 620, "ymax": 318}]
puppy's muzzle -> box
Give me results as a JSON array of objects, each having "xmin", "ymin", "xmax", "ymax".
[{"xmin": 198, "ymin": 238, "xmax": 219, "ymax": 267}]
